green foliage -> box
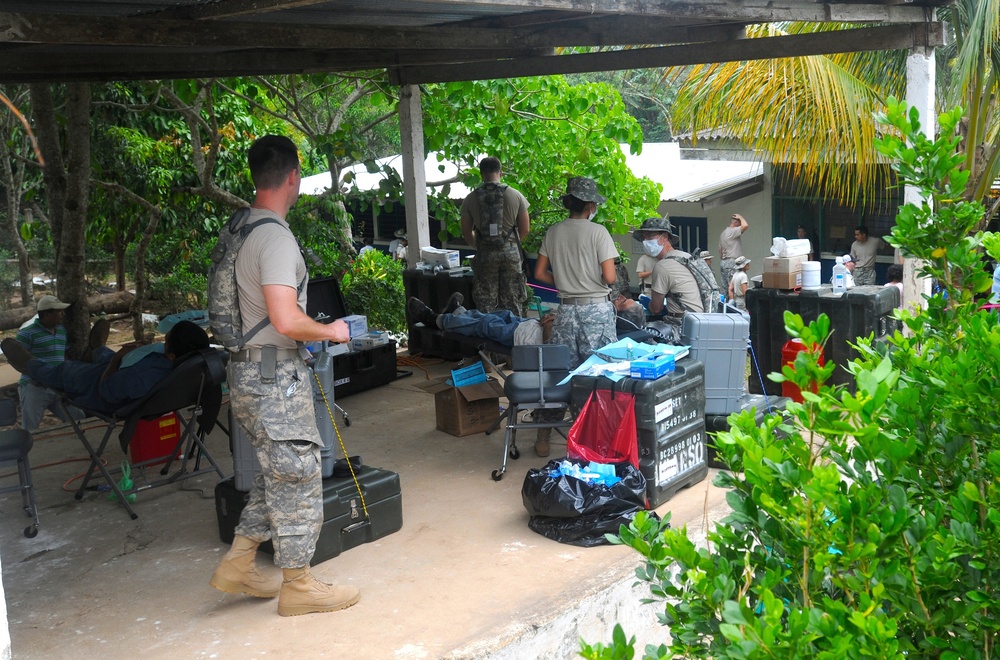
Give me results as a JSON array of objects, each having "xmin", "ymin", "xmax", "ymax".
[
  {"xmin": 585, "ymin": 101, "xmax": 1000, "ymax": 658},
  {"xmin": 340, "ymin": 250, "xmax": 405, "ymax": 334},
  {"xmin": 144, "ymin": 235, "xmax": 212, "ymax": 312},
  {"xmin": 419, "ymin": 77, "xmax": 663, "ymax": 251}
]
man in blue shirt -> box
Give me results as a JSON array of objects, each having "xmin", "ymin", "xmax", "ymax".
[{"xmin": 2, "ymin": 321, "xmax": 209, "ymax": 414}]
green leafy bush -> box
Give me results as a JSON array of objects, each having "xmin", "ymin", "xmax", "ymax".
[
  {"xmin": 582, "ymin": 101, "xmax": 1000, "ymax": 659},
  {"xmin": 341, "ymin": 250, "xmax": 405, "ymax": 333}
]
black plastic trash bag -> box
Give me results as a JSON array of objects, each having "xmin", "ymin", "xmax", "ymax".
[{"xmin": 522, "ymin": 457, "xmax": 648, "ymax": 547}]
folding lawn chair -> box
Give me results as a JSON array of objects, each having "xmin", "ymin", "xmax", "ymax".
[{"xmin": 60, "ymin": 348, "xmax": 229, "ymax": 519}]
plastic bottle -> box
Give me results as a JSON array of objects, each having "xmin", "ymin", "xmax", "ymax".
[{"xmin": 832, "ymin": 256, "xmax": 848, "ymax": 294}]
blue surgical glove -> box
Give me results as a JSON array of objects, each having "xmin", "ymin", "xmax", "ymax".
[{"xmin": 638, "ymin": 294, "xmax": 651, "ymax": 310}]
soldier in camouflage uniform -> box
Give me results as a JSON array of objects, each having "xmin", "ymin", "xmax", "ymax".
[
  {"xmin": 532, "ymin": 176, "xmax": 619, "ymax": 457},
  {"xmin": 460, "ymin": 157, "xmax": 531, "ymax": 316},
  {"xmin": 209, "ymin": 135, "xmax": 361, "ymax": 618}
]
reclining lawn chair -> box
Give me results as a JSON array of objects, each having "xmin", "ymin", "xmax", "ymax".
[{"xmin": 60, "ymin": 348, "xmax": 229, "ymax": 519}]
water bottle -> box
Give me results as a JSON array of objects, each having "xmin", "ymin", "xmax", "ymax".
[
  {"xmin": 312, "ymin": 351, "xmax": 336, "ymax": 477},
  {"xmin": 832, "ymin": 256, "xmax": 848, "ymax": 294}
]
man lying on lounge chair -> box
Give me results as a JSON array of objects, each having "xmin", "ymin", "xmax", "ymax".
[
  {"xmin": 1, "ymin": 321, "xmax": 210, "ymax": 415},
  {"xmin": 408, "ymin": 293, "xmax": 553, "ymax": 348}
]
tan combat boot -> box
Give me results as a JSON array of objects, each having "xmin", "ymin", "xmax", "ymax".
[
  {"xmin": 209, "ymin": 535, "xmax": 282, "ymax": 598},
  {"xmin": 277, "ymin": 567, "xmax": 361, "ymax": 617}
]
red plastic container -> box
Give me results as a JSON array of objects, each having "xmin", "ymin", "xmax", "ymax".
[
  {"xmin": 130, "ymin": 412, "xmax": 181, "ymax": 465},
  {"xmin": 781, "ymin": 339, "xmax": 824, "ymax": 403}
]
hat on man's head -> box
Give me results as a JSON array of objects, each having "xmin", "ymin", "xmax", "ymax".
[
  {"xmin": 393, "ymin": 228, "xmax": 407, "ymax": 238},
  {"xmin": 632, "ymin": 216, "xmax": 679, "ymax": 242},
  {"xmin": 842, "ymin": 254, "xmax": 853, "ymax": 264},
  {"xmin": 734, "ymin": 255, "xmax": 751, "ymax": 268},
  {"xmin": 699, "ymin": 250, "xmax": 713, "ymax": 261},
  {"xmin": 562, "ymin": 176, "xmax": 606, "ymax": 204},
  {"xmin": 37, "ymin": 295, "xmax": 69, "ymax": 312}
]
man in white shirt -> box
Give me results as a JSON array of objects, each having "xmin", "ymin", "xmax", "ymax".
[{"xmin": 719, "ymin": 213, "xmax": 749, "ymax": 291}]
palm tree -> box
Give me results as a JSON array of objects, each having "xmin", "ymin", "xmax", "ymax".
[{"xmin": 668, "ymin": 1, "xmax": 1000, "ymax": 226}]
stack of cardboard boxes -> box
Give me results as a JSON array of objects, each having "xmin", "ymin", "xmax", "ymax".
[{"xmin": 763, "ymin": 254, "xmax": 809, "ymax": 289}]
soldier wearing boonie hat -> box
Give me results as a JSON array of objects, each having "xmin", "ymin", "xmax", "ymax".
[
  {"xmin": 532, "ymin": 176, "xmax": 618, "ymax": 457},
  {"xmin": 632, "ymin": 216, "xmax": 704, "ymax": 318},
  {"xmin": 729, "ymin": 256, "xmax": 752, "ymax": 310}
]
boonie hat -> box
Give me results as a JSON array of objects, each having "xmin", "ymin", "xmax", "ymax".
[
  {"xmin": 699, "ymin": 250, "xmax": 713, "ymax": 260},
  {"xmin": 37, "ymin": 295, "xmax": 70, "ymax": 312},
  {"xmin": 632, "ymin": 216, "xmax": 679, "ymax": 242},
  {"xmin": 394, "ymin": 228, "xmax": 407, "ymax": 238},
  {"xmin": 609, "ymin": 276, "xmax": 629, "ymax": 300},
  {"xmin": 734, "ymin": 255, "xmax": 751, "ymax": 268},
  {"xmin": 562, "ymin": 176, "xmax": 606, "ymax": 204}
]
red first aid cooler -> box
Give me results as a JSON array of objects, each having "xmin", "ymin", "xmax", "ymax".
[{"xmin": 780, "ymin": 339, "xmax": 824, "ymax": 403}]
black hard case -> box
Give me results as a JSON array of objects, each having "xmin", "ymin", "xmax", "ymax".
[
  {"xmin": 570, "ymin": 359, "xmax": 709, "ymax": 508},
  {"xmin": 307, "ymin": 276, "xmax": 404, "ymax": 398},
  {"xmin": 704, "ymin": 394, "xmax": 792, "ymax": 469},
  {"xmin": 215, "ymin": 465, "xmax": 403, "ymax": 565},
  {"xmin": 745, "ymin": 284, "xmax": 899, "ymax": 395},
  {"xmin": 403, "ymin": 268, "xmax": 479, "ymax": 360}
]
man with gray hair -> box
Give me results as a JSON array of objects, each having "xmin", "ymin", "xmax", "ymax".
[{"xmin": 718, "ymin": 213, "xmax": 749, "ymax": 291}]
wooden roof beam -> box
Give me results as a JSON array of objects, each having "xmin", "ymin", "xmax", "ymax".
[{"xmin": 392, "ymin": 22, "xmax": 946, "ymax": 84}]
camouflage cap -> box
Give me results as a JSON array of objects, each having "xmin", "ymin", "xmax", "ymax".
[
  {"xmin": 609, "ymin": 276, "xmax": 630, "ymax": 300},
  {"xmin": 562, "ymin": 176, "xmax": 606, "ymax": 204},
  {"xmin": 632, "ymin": 216, "xmax": 679, "ymax": 241},
  {"xmin": 699, "ymin": 250, "xmax": 713, "ymax": 260}
]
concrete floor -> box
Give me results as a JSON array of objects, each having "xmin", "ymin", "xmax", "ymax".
[{"xmin": 0, "ymin": 355, "xmax": 730, "ymax": 659}]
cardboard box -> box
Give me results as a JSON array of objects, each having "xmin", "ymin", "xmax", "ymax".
[
  {"xmin": 630, "ymin": 353, "xmax": 676, "ymax": 380},
  {"xmin": 339, "ymin": 314, "xmax": 368, "ymax": 337},
  {"xmin": 350, "ymin": 331, "xmax": 391, "ymax": 351},
  {"xmin": 420, "ymin": 247, "xmax": 460, "ymax": 270},
  {"xmin": 418, "ymin": 378, "xmax": 505, "ymax": 437},
  {"xmin": 763, "ymin": 271, "xmax": 803, "ymax": 289},
  {"xmin": 763, "ymin": 254, "xmax": 809, "ymax": 274}
]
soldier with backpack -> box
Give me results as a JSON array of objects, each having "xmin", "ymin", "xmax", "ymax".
[
  {"xmin": 632, "ymin": 216, "xmax": 719, "ymax": 321},
  {"xmin": 459, "ymin": 157, "xmax": 531, "ymax": 315},
  {"xmin": 208, "ymin": 135, "xmax": 360, "ymax": 618}
]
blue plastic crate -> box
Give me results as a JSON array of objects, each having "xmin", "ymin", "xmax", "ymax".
[{"xmin": 450, "ymin": 362, "xmax": 487, "ymax": 387}]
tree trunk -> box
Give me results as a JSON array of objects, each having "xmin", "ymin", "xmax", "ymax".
[
  {"xmin": 30, "ymin": 82, "xmax": 93, "ymax": 360},
  {"xmin": 0, "ymin": 291, "xmax": 134, "ymax": 330}
]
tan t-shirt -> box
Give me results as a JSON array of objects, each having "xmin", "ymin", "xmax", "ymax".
[
  {"xmin": 719, "ymin": 225, "xmax": 744, "ymax": 259},
  {"xmin": 650, "ymin": 250, "xmax": 705, "ymax": 315},
  {"xmin": 460, "ymin": 184, "xmax": 529, "ymax": 242},
  {"xmin": 635, "ymin": 254, "xmax": 657, "ymax": 292},
  {"xmin": 850, "ymin": 236, "xmax": 885, "ymax": 269},
  {"xmin": 538, "ymin": 217, "xmax": 618, "ymax": 299},
  {"xmin": 234, "ymin": 208, "xmax": 307, "ymax": 350}
]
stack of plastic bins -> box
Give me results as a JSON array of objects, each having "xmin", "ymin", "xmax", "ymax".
[
  {"xmin": 681, "ymin": 308, "xmax": 749, "ymax": 415},
  {"xmin": 745, "ymin": 284, "xmax": 900, "ymax": 395},
  {"xmin": 403, "ymin": 268, "xmax": 479, "ymax": 360},
  {"xmin": 570, "ymin": 358, "xmax": 707, "ymax": 508}
]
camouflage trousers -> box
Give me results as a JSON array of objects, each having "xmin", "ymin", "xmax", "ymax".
[
  {"xmin": 229, "ymin": 357, "xmax": 324, "ymax": 569},
  {"xmin": 720, "ymin": 258, "xmax": 737, "ymax": 293},
  {"xmin": 473, "ymin": 242, "xmax": 526, "ymax": 316},
  {"xmin": 551, "ymin": 300, "xmax": 617, "ymax": 369},
  {"xmin": 853, "ymin": 266, "xmax": 876, "ymax": 286}
]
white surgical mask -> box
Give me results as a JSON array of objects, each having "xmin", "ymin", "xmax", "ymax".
[
  {"xmin": 587, "ymin": 206, "xmax": 597, "ymax": 221},
  {"xmin": 642, "ymin": 238, "xmax": 663, "ymax": 257}
]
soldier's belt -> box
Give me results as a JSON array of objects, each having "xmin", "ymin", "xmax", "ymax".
[
  {"xmin": 230, "ymin": 347, "xmax": 302, "ymax": 363},
  {"xmin": 560, "ymin": 295, "xmax": 611, "ymax": 305}
]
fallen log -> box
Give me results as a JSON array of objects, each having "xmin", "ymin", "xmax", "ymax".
[{"xmin": 0, "ymin": 291, "xmax": 135, "ymax": 331}]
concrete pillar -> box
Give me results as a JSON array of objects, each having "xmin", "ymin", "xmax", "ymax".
[
  {"xmin": 398, "ymin": 84, "xmax": 429, "ymax": 266},
  {"xmin": 902, "ymin": 47, "xmax": 936, "ymax": 313}
]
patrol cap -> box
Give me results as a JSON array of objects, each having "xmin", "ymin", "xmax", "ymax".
[{"xmin": 562, "ymin": 176, "xmax": 606, "ymax": 204}]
